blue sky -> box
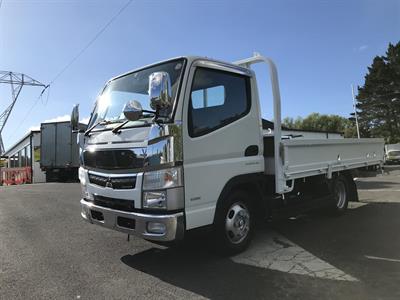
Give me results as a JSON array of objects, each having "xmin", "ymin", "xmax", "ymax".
[{"xmin": 0, "ymin": 0, "xmax": 399, "ymax": 149}]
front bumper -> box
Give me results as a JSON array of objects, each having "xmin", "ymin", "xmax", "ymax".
[
  {"xmin": 386, "ymin": 158, "xmax": 400, "ymax": 163},
  {"xmin": 80, "ymin": 199, "xmax": 185, "ymax": 242}
]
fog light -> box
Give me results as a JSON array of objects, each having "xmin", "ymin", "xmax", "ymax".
[{"xmin": 147, "ymin": 222, "xmax": 166, "ymax": 234}]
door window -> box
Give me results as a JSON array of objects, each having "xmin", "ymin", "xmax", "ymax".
[{"xmin": 188, "ymin": 67, "xmax": 251, "ymax": 137}]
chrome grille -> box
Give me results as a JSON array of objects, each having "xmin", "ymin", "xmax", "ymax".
[
  {"xmin": 88, "ymin": 173, "xmax": 136, "ymax": 190},
  {"xmin": 83, "ymin": 149, "xmax": 145, "ymax": 170}
]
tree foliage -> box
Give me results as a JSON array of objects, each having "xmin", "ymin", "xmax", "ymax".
[
  {"xmin": 357, "ymin": 42, "xmax": 400, "ymax": 143},
  {"xmin": 282, "ymin": 113, "xmax": 357, "ymax": 138},
  {"xmin": 0, "ymin": 158, "xmax": 7, "ymax": 168}
]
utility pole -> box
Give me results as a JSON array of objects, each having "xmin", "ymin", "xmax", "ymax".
[
  {"xmin": 0, "ymin": 71, "xmax": 47, "ymax": 154},
  {"xmin": 351, "ymin": 84, "xmax": 360, "ymax": 139}
]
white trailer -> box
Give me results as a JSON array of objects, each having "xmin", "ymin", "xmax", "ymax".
[
  {"xmin": 40, "ymin": 121, "xmax": 84, "ymax": 182},
  {"xmin": 74, "ymin": 54, "xmax": 384, "ymax": 254}
]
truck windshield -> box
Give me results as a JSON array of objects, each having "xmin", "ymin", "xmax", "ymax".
[
  {"xmin": 389, "ymin": 150, "xmax": 400, "ymax": 156},
  {"xmin": 88, "ymin": 58, "xmax": 185, "ymax": 128}
]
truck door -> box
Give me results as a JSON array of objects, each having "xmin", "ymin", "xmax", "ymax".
[
  {"xmin": 40, "ymin": 123, "xmax": 56, "ymax": 168},
  {"xmin": 55, "ymin": 123, "xmax": 72, "ymax": 167},
  {"xmin": 182, "ymin": 61, "xmax": 264, "ymax": 230}
]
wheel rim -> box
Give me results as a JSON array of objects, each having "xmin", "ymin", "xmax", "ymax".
[
  {"xmin": 334, "ymin": 180, "xmax": 347, "ymax": 209},
  {"xmin": 225, "ymin": 201, "xmax": 250, "ymax": 244}
]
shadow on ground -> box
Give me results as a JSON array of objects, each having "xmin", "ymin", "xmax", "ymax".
[
  {"xmin": 356, "ymin": 180, "xmax": 399, "ymax": 190},
  {"xmin": 383, "ymin": 164, "xmax": 400, "ymax": 174},
  {"xmin": 121, "ymin": 202, "xmax": 400, "ymax": 300},
  {"xmin": 121, "ymin": 239, "xmax": 361, "ymax": 300}
]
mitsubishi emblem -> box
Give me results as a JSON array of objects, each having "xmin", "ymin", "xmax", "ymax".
[{"xmin": 105, "ymin": 178, "xmax": 113, "ymax": 189}]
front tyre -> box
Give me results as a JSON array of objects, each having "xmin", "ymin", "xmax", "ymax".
[{"xmin": 214, "ymin": 190, "xmax": 254, "ymax": 255}]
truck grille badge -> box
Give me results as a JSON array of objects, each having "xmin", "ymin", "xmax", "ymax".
[{"xmin": 105, "ymin": 179, "xmax": 113, "ymax": 189}]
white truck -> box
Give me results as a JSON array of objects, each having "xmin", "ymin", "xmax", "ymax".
[
  {"xmin": 385, "ymin": 143, "xmax": 400, "ymax": 164},
  {"xmin": 72, "ymin": 54, "xmax": 384, "ymax": 254}
]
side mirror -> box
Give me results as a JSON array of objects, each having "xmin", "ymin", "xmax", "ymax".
[
  {"xmin": 71, "ymin": 104, "xmax": 79, "ymax": 131},
  {"xmin": 123, "ymin": 100, "xmax": 143, "ymax": 121},
  {"xmin": 149, "ymin": 72, "xmax": 172, "ymax": 110}
]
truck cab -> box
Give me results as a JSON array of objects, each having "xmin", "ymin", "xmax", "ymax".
[{"xmin": 76, "ymin": 54, "xmax": 384, "ymax": 254}]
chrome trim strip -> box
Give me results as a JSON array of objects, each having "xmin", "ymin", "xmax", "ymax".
[
  {"xmin": 88, "ymin": 170, "xmax": 139, "ymax": 178},
  {"xmin": 146, "ymin": 123, "xmax": 183, "ymax": 167},
  {"xmin": 111, "ymin": 140, "xmax": 144, "ymax": 144}
]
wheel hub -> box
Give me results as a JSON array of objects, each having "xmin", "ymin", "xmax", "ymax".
[{"xmin": 225, "ymin": 202, "xmax": 250, "ymax": 244}]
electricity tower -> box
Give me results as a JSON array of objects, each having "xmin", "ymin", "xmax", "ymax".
[{"xmin": 0, "ymin": 71, "xmax": 46, "ymax": 154}]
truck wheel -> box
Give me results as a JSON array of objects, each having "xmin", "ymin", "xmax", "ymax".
[
  {"xmin": 214, "ymin": 190, "xmax": 254, "ymax": 255},
  {"xmin": 330, "ymin": 176, "xmax": 349, "ymax": 215}
]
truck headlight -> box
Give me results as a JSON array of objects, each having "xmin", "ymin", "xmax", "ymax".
[
  {"xmin": 142, "ymin": 167, "xmax": 183, "ymax": 210},
  {"xmin": 142, "ymin": 167, "xmax": 183, "ymax": 190},
  {"xmin": 143, "ymin": 191, "xmax": 167, "ymax": 209}
]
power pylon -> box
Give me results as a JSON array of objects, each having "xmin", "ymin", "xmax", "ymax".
[{"xmin": 0, "ymin": 71, "xmax": 47, "ymax": 154}]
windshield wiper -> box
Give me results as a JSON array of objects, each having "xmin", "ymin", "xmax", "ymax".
[
  {"xmin": 112, "ymin": 114, "xmax": 154, "ymax": 134},
  {"xmin": 111, "ymin": 120, "xmax": 130, "ymax": 134},
  {"xmin": 84, "ymin": 120, "xmax": 122, "ymax": 136}
]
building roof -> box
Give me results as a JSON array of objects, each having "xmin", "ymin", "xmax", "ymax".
[
  {"xmin": 3, "ymin": 130, "xmax": 40, "ymax": 157},
  {"xmin": 4, "ymin": 120, "xmax": 86, "ymax": 156}
]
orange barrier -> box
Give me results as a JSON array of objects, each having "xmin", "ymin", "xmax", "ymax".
[{"xmin": 0, "ymin": 167, "xmax": 32, "ymax": 185}]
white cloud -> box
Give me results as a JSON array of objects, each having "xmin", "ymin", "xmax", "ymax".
[
  {"xmin": 80, "ymin": 116, "xmax": 90, "ymax": 124},
  {"xmin": 28, "ymin": 125, "xmax": 40, "ymax": 132},
  {"xmin": 358, "ymin": 45, "xmax": 368, "ymax": 51},
  {"xmin": 42, "ymin": 114, "xmax": 70, "ymax": 124}
]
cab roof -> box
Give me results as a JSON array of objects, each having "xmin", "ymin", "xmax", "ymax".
[{"xmin": 108, "ymin": 56, "xmax": 252, "ymax": 84}]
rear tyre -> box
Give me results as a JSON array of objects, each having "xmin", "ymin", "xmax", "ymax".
[
  {"xmin": 329, "ymin": 175, "xmax": 349, "ymax": 215},
  {"xmin": 214, "ymin": 190, "xmax": 255, "ymax": 255}
]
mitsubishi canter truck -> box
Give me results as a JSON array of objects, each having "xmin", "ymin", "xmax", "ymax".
[{"xmin": 72, "ymin": 53, "xmax": 384, "ymax": 254}]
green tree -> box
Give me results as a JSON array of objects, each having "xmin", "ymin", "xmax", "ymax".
[
  {"xmin": 282, "ymin": 113, "xmax": 356, "ymax": 138},
  {"xmin": 282, "ymin": 116, "xmax": 303, "ymax": 129},
  {"xmin": 0, "ymin": 158, "xmax": 7, "ymax": 168},
  {"xmin": 356, "ymin": 42, "xmax": 400, "ymax": 143}
]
